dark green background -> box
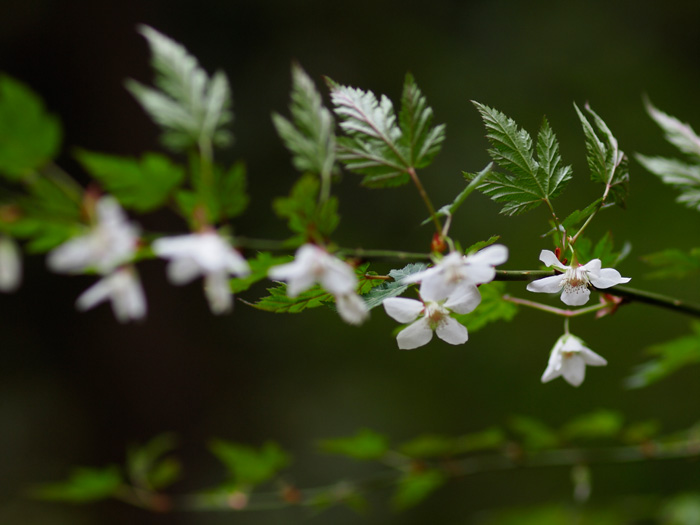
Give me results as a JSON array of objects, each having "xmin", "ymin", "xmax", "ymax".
[{"xmin": 1, "ymin": 1, "xmax": 700, "ymax": 523}]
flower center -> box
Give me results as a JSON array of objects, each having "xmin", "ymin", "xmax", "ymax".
[{"xmin": 424, "ymin": 301, "xmax": 449, "ymax": 329}]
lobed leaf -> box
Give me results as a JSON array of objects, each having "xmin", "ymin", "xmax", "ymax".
[
  {"xmin": 452, "ymin": 281, "xmax": 518, "ymax": 333},
  {"xmin": 77, "ymin": 150, "xmax": 185, "ymax": 212},
  {"xmin": 0, "ymin": 75, "xmax": 62, "ymax": 179},
  {"xmin": 361, "ymin": 262, "xmax": 427, "ymax": 310},
  {"xmin": 470, "ymin": 103, "xmax": 571, "ymax": 215},
  {"xmin": 272, "ymin": 64, "xmax": 336, "ymax": 181},
  {"xmin": 575, "ymin": 103, "xmax": 629, "ymax": 207},
  {"xmin": 127, "ymin": 25, "xmax": 233, "ymax": 151},
  {"xmin": 273, "ymin": 174, "xmax": 339, "ymax": 242},
  {"xmin": 209, "ymin": 440, "xmax": 290, "ymax": 488},
  {"xmin": 252, "ymin": 282, "xmax": 333, "ymax": 313},
  {"xmin": 230, "ymin": 252, "xmax": 293, "ymax": 294},
  {"xmin": 636, "ymin": 154, "xmax": 700, "ymax": 211},
  {"xmin": 625, "ymin": 322, "xmax": 700, "ymax": 389},
  {"xmin": 645, "ymin": 98, "xmax": 700, "ymax": 159}
]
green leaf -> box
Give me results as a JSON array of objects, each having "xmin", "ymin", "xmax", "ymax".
[
  {"xmin": 0, "ymin": 75, "xmax": 61, "ymax": 179},
  {"xmin": 622, "ymin": 420, "xmax": 660, "ymax": 444},
  {"xmin": 319, "ymin": 428, "xmax": 388, "ymax": 461},
  {"xmin": 509, "ymin": 415, "xmax": 558, "ymax": 450},
  {"xmin": 636, "ymin": 154, "xmax": 700, "ymax": 212},
  {"xmin": 329, "ymin": 75, "xmax": 444, "ymax": 188},
  {"xmin": 32, "ymin": 466, "xmax": 123, "ymax": 502},
  {"xmin": 645, "ymin": 98, "xmax": 700, "ymax": 159},
  {"xmin": 273, "ymin": 174, "xmax": 339, "ymax": 241},
  {"xmin": 560, "ymin": 409, "xmax": 623, "ymax": 441},
  {"xmin": 626, "ymin": 322, "xmax": 700, "ymax": 389},
  {"xmin": 464, "ymin": 235, "xmax": 501, "ymax": 255},
  {"xmin": 425, "ymin": 163, "xmax": 494, "ymax": 225},
  {"xmin": 452, "ymin": 281, "xmax": 518, "ymax": 333},
  {"xmin": 272, "ymin": 64, "xmax": 336, "ymax": 181},
  {"xmin": 575, "ymin": 103, "xmax": 629, "ymax": 207},
  {"xmin": 642, "ymin": 247, "xmax": 700, "ymax": 279},
  {"xmin": 392, "ymin": 469, "xmax": 446, "ymax": 510},
  {"xmin": 561, "ymin": 198, "xmax": 604, "ymax": 230},
  {"xmin": 209, "ymin": 440, "xmax": 290, "ymax": 488},
  {"xmin": 126, "ymin": 433, "xmax": 181, "ymax": 491},
  {"xmin": 661, "ymin": 493, "xmax": 700, "ymax": 525},
  {"xmin": 361, "ymin": 263, "xmax": 427, "ymax": 310},
  {"xmin": 397, "ymin": 73, "xmax": 446, "ymax": 169},
  {"xmin": 76, "ymin": 150, "xmax": 184, "ymax": 212},
  {"xmin": 252, "ymin": 282, "xmax": 333, "ymax": 313},
  {"xmin": 230, "ymin": 252, "xmax": 292, "ymax": 294},
  {"xmin": 470, "ymin": 103, "xmax": 571, "ymax": 215},
  {"xmin": 127, "ymin": 25, "xmax": 233, "ymax": 151}
]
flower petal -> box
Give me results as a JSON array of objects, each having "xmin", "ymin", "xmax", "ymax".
[
  {"xmin": 588, "ymin": 268, "xmax": 631, "ymax": 289},
  {"xmin": 560, "ymin": 284, "xmax": 591, "ymax": 306},
  {"xmin": 539, "ymin": 250, "xmax": 568, "ymax": 270},
  {"xmin": 167, "ymin": 257, "xmax": 202, "ymax": 285},
  {"xmin": 580, "ymin": 347, "xmax": 608, "ymax": 367},
  {"xmin": 205, "ymin": 271, "xmax": 232, "ymax": 314},
  {"xmin": 418, "ymin": 275, "xmax": 455, "ymax": 303},
  {"xmin": 562, "ymin": 355, "xmax": 586, "ymax": 387},
  {"xmin": 383, "ymin": 297, "xmax": 423, "ymax": 323},
  {"xmin": 0, "ymin": 237, "xmax": 21, "ymax": 292},
  {"xmin": 336, "ymin": 293, "xmax": 369, "ymax": 325},
  {"xmin": 396, "ymin": 318, "xmax": 433, "ymax": 349},
  {"xmin": 526, "ymin": 274, "xmax": 564, "ymax": 294},
  {"xmin": 443, "ymin": 283, "xmax": 482, "ymax": 314},
  {"xmin": 320, "ymin": 258, "xmax": 357, "ymax": 296},
  {"xmin": 467, "ymin": 244, "xmax": 509, "ymax": 267},
  {"xmin": 436, "ymin": 317, "xmax": 468, "ymax": 345},
  {"xmin": 541, "ymin": 362, "xmax": 561, "ymax": 383}
]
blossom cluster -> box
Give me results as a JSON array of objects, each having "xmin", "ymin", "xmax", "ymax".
[{"xmin": 0, "ymin": 192, "xmax": 633, "ymax": 388}]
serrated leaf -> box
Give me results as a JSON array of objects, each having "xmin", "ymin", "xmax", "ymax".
[
  {"xmin": 273, "ymin": 174, "xmax": 338, "ymax": 241},
  {"xmin": 273, "ymin": 64, "xmax": 336, "ymax": 183},
  {"xmin": 397, "ymin": 73, "xmax": 446, "ymax": 169},
  {"xmin": 392, "ymin": 469, "xmax": 445, "ymax": 510},
  {"xmin": 561, "ymin": 198, "xmax": 604, "ymax": 230},
  {"xmin": 636, "ymin": 154, "xmax": 700, "ymax": 211},
  {"xmin": 470, "ymin": 103, "xmax": 571, "ymax": 215},
  {"xmin": 574, "ymin": 103, "xmax": 629, "ymax": 207},
  {"xmin": 645, "ymin": 98, "xmax": 700, "ymax": 158},
  {"xmin": 452, "ymin": 281, "xmax": 517, "ymax": 333},
  {"xmin": 329, "ymin": 75, "xmax": 444, "ymax": 188},
  {"xmin": 209, "ymin": 440, "xmax": 290, "ymax": 488},
  {"xmin": 362, "ymin": 262, "xmax": 427, "ymax": 310},
  {"xmin": 560, "ymin": 409, "xmax": 623, "ymax": 441},
  {"xmin": 32, "ymin": 466, "xmax": 123, "ymax": 502},
  {"xmin": 127, "ymin": 25, "xmax": 233, "ymax": 151},
  {"xmin": 509, "ymin": 415, "xmax": 558, "ymax": 450},
  {"xmin": 319, "ymin": 428, "xmax": 388, "ymax": 461},
  {"xmin": 626, "ymin": 322, "xmax": 700, "ymax": 389},
  {"xmin": 642, "ymin": 247, "xmax": 700, "ymax": 279},
  {"xmin": 253, "ymin": 282, "xmax": 333, "ymax": 313},
  {"xmin": 0, "ymin": 75, "xmax": 62, "ymax": 179},
  {"xmin": 76, "ymin": 150, "xmax": 184, "ymax": 212},
  {"xmin": 464, "ymin": 235, "xmax": 501, "ymax": 255}
]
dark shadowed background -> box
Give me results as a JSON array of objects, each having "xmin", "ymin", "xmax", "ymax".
[{"xmin": 2, "ymin": 1, "xmax": 700, "ymax": 523}]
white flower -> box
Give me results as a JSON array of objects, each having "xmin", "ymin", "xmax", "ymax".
[
  {"xmin": 405, "ymin": 245, "xmax": 508, "ymax": 301},
  {"xmin": 526, "ymin": 250, "xmax": 631, "ymax": 306},
  {"xmin": 268, "ymin": 244, "xmax": 357, "ymax": 296},
  {"xmin": 541, "ymin": 333, "xmax": 607, "ymax": 387},
  {"xmin": 383, "ymin": 284, "xmax": 481, "ymax": 350},
  {"xmin": 152, "ymin": 231, "xmax": 250, "ymax": 314},
  {"xmin": 0, "ymin": 236, "xmax": 21, "ymax": 292},
  {"xmin": 47, "ymin": 196, "xmax": 139, "ymax": 275},
  {"xmin": 268, "ymin": 244, "xmax": 369, "ymax": 325},
  {"xmin": 76, "ymin": 267, "xmax": 147, "ymax": 323}
]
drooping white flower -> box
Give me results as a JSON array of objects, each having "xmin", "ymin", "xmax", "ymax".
[
  {"xmin": 76, "ymin": 266, "xmax": 147, "ymax": 323},
  {"xmin": 405, "ymin": 245, "xmax": 508, "ymax": 301},
  {"xmin": 152, "ymin": 230, "xmax": 250, "ymax": 314},
  {"xmin": 0, "ymin": 236, "xmax": 21, "ymax": 292},
  {"xmin": 383, "ymin": 284, "xmax": 481, "ymax": 350},
  {"xmin": 541, "ymin": 333, "xmax": 607, "ymax": 387},
  {"xmin": 268, "ymin": 244, "xmax": 369, "ymax": 325},
  {"xmin": 47, "ymin": 196, "xmax": 139, "ymax": 275},
  {"xmin": 526, "ymin": 250, "xmax": 630, "ymax": 306}
]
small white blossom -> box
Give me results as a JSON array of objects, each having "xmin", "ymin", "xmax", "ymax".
[
  {"xmin": 405, "ymin": 245, "xmax": 508, "ymax": 301},
  {"xmin": 152, "ymin": 231, "xmax": 250, "ymax": 314},
  {"xmin": 0, "ymin": 236, "xmax": 21, "ymax": 292},
  {"xmin": 47, "ymin": 196, "xmax": 139, "ymax": 275},
  {"xmin": 383, "ymin": 284, "xmax": 481, "ymax": 350},
  {"xmin": 526, "ymin": 250, "xmax": 631, "ymax": 306},
  {"xmin": 541, "ymin": 333, "xmax": 607, "ymax": 387},
  {"xmin": 76, "ymin": 267, "xmax": 146, "ymax": 323},
  {"xmin": 268, "ymin": 244, "xmax": 368, "ymax": 325}
]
